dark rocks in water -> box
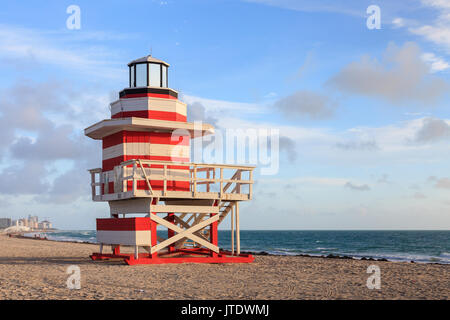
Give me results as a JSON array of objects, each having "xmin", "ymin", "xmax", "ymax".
[
  {"xmin": 258, "ymin": 251, "xmax": 269, "ymax": 256},
  {"xmin": 410, "ymin": 260, "xmax": 415, "ymax": 263},
  {"xmin": 296, "ymin": 254, "xmax": 311, "ymax": 258},
  {"xmin": 360, "ymin": 256, "xmax": 386, "ymax": 261},
  {"xmin": 324, "ymin": 254, "xmax": 355, "ymax": 260}
]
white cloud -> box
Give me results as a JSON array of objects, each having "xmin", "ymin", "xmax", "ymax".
[
  {"xmin": 389, "ymin": 2, "xmax": 450, "ymax": 72},
  {"xmin": 347, "ymin": 117, "xmax": 450, "ymax": 152},
  {"xmin": 186, "ymin": 101, "xmax": 219, "ymax": 127},
  {"xmin": 190, "ymin": 94, "xmax": 450, "ymax": 161},
  {"xmin": 335, "ymin": 140, "xmax": 379, "ymax": 151},
  {"xmin": 274, "ymin": 90, "xmax": 336, "ymax": 120},
  {"xmin": 328, "ymin": 42, "xmax": 449, "ymax": 105},
  {"xmin": 435, "ymin": 178, "xmax": 450, "ymax": 189},
  {"xmin": 182, "ymin": 94, "xmax": 267, "ymax": 115},
  {"xmin": 0, "ymin": 80, "xmax": 101, "ymax": 202},
  {"xmin": 0, "ymin": 24, "xmax": 125, "ymax": 79},
  {"xmin": 421, "ymin": 52, "xmax": 450, "ymax": 72},
  {"xmin": 411, "ymin": 24, "xmax": 450, "ymax": 53},
  {"xmin": 429, "ymin": 176, "xmax": 450, "ymax": 189},
  {"xmin": 345, "ymin": 182, "xmax": 371, "ymax": 191},
  {"xmin": 242, "ymin": 0, "xmax": 364, "ymax": 17},
  {"xmin": 422, "ymin": 0, "xmax": 450, "ymax": 10},
  {"xmin": 412, "ymin": 192, "xmax": 427, "ymax": 199},
  {"xmin": 392, "ymin": 17, "xmax": 406, "ymax": 28},
  {"xmin": 279, "ymin": 136, "xmax": 297, "ymax": 162},
  {"xmin": 415, "ymin": 117, "xmax": 450, "ymax": 142},
  {"xmin": 259, "ymin": 176, "xmax": 350, "ymax": 187},
  {"xmin": 394, "ymin": 1, "xmax": 450, "ymax": 55}
]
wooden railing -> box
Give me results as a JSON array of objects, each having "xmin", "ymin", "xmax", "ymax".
[{"xmin": 89, "ymin": 160, "xmax": 255, "ymax": 201}]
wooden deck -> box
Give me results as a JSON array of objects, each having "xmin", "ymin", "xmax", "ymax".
[
  {"xmin": 89, "ymin": 160, "xmax": 255, "ymax": 202},
  {"xmin": 89, "ymin": 160, "xmax": 254, "ymax": 260}
]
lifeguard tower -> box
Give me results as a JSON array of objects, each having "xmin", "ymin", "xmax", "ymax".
[{"xmin": 85, "ymin": 55, "xmax": 255, "ymax": 265}]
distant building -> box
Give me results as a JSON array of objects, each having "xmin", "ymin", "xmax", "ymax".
[
  {"xmin": 8, "ymin": 216, "xmax": 53, "ymax": 230},
  {"xmin": 0, "ymin": 218, "xmax": 11, "ymax": 229},
  {"xmin": 38, "ymin": 220, "xmax": 52, "ymax": 229},
  {"xmin": 28, "ymin": 215, "xmax": 39, "ymax": 229},
  {"xmin": 18, "ymin": 218, "xmax": 28, "ymax": 227}
]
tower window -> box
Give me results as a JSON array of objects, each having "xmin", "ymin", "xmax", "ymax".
[
  {"xmin": 129, "ymin": 66, "xmax": 134, "ymax": 87},
  {"xmin": 135, "ymin": 63, "xmax": 147, "ymax": 87},
  {"xmin": 149, "ymin": 63, "xmax": 161, "ymax": 87},
  {"xmin": 128, "ymin": 56, "xmax": 169, "ymax": 88},
  {"xmin": 162, "ymin": 65, "xmax": 167, "ymax": 88}
]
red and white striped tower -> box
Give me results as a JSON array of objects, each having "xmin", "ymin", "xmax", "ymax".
[{"xmin": 85, "ymin": 55, "xmax": 255, "ymax": 265}]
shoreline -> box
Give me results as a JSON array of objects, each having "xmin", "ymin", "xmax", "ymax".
[
  {"xmin": 15, "ymin": 233, "xmax": 449, "ymax": 266},
  {"xmin": 0, "ymin": 234, "xmax": 448, "ymax": 299}
]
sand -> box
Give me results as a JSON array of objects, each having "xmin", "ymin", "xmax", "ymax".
[{"xmin": 0, "ymin": 234, "xmax": 448, "ymax": 300}]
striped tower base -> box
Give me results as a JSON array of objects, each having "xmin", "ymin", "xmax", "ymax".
[{"xmin": 91, "ymin": 217, "xmax": 254, "ymax": 265}]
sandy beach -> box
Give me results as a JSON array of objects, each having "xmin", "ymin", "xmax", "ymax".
[{"xmin": 0, "ymin": 234, "xmax": 448, "ymax": 300}]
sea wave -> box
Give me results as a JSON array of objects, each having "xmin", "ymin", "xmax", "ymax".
[
  {"xmin": 22, "ymin": 230, "xmax": 450, "ymax": 265},
  {"xmin": 246, "ymin": 249, "xmax": 450, "ymax": 264}
]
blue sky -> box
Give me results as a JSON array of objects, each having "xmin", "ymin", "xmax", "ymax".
[{"xmin": 0, "ymin": 0, "xmax": 449, "ymax": 230}]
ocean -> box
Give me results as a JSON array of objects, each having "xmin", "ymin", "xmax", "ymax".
[{"xmin": 25, "ymin": 230, "xmax": 450, "ymax": 264}]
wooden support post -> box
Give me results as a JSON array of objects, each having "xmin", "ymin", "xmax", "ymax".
[
  {"xmin": 210, "ymin": 213, "xmax": 218, "ymax": 257},
  {"xmin": 122, "ymin": 165, "xmax": 126, "ymax": 192},
  {"xmin": 113, "ymin": 245, "xmax": 120, "ymax": 255},
  {"xmin": 213, "ymin": 169, "xmax": 216, "ymax": 193},
  {"xmin": 132, "ymin": 162, "xmax": 137, "ymax": 195},
  {"xmin": 90, "ymin": 171, "xmax": 96, "ymax": 199},
  {"xmin": 104, "ymin": 172, "xmax": 109, "ymax": 194},
  {"xmin": 99, "ymin": 171, "xmax": 104, "ymax": 196},
  {"xmin": 236, "ymin": 202, "xmax": 240, "ymax": 255},
  {"xmin": 163, "ymin": 164, "xmax": 167, "ymax": 196},
  {"xmin": 220, "ymin": 168, "xmax": 223, "ymax": 197},
  {"xmin": 193, "ymin": 166, "xmax": 197, "ymax": 197},
  {"xmin": 134, "ymin": 245, "xmax": 139, "ymax": 259},
  {"xmin": 249, "ymin": 170, "xmax": 253, "ymax": 200},
  {"xmin": 138, "ymin": 160, "xmax": 153, "ymax": 195},
  {"xmin": 237, "ymin": 171, "xmax": 242, "ymax": 194},
  {"xmin": 231, "ymin": 203, "xmax": 235, "ymax": 255},
  {"xmin": 168, "ymin": 213, "xmax": 175, "ymax": 253},
  {"xmin": 150, "ymin": 215, "xmax": 158, "ymax": 259},
  {"xmin": 99, "ymin": 243, "xmax": 103, "ymax": 254}
]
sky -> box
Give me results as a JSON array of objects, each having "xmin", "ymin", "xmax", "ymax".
[{"xmin": 0, "ymin": 0, "xmax": 449, "ymax": 230}]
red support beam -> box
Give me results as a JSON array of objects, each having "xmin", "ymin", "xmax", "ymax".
[
  {"xmin": 89, "ymin": 200, "xmax": 254, "ymax": 265},
  {"xmin": 90, "ymin": 248, "xmax": 254, "ymax": 265},
  {"xmin": 113, "ymin": 245, "xmax": 120, "ymax": 255},
  {"xmin": 210, "ymin": 213, "xmax": 218, "ymax": 258},
  {"xmin": 150, "ymin": 215, "xmax": 158, "ymax": 259}
]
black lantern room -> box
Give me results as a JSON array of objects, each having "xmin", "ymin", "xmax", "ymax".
[
  {"xmin": 128, "ymin": 55, "xmax": 169, "ymax": 88},
  {"xmin": 119, "ymin": 55, "xmax": 178, "ymax": 100}
]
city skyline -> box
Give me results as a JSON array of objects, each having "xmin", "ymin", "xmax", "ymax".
[{"xmin": 0, "ymin": 215, "xmax": 53, "ymax": 230}]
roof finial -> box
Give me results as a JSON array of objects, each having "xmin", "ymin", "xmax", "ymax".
[{"xmin": 149, "ymin": 46, "xmax": 152, "ymax": 57}]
